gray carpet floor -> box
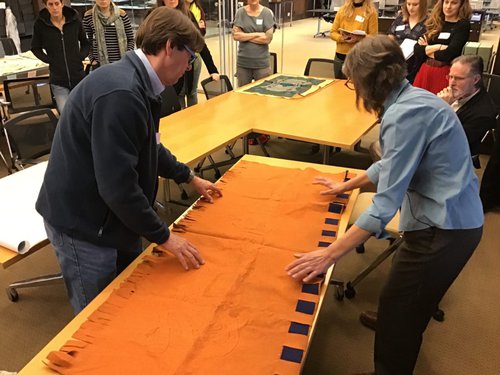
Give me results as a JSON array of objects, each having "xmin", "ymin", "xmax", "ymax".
[{"xmin": 1, "ymin": 136, "xmax": 499, "ymax": 374}]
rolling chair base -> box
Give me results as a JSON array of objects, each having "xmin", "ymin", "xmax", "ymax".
[{"xmin": 6, "ymin": 272, "xmax": 63, "ymax": 302}]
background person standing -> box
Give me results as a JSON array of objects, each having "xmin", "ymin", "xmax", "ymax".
[
  {"xmin": 31, "ymin": 0, "xmax": 90, "ymax": 113},
  {"xmin": 83, "ymin": 0, "xmax": 135, "ymax": 70}
]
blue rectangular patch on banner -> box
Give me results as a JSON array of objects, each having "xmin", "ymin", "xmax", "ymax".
[
  {"xmin": 280, "ymin": 346, "xmax": 304, "ymax": 363},
  {"xmin": 289, "ymin": 322, "xmax": 310, "ymax": 336},
  {"xmin": 328, "ymin": 203, "xmax": 343, "ymax": 213},
  {"xmin": 302, "ymin": 283, "xmax": 320, "ymax": 295},
  {"xmin": 336, "ymin": 193, "xmax": 349, "ymax": 199},
  {"xmin": 325, "ymin": 218, "xmax": 339, "ymax": 225},
  {"xmin": 321, "ymin": 230, "xmax": 336, "ymax": 237},
  {"xmin": 318, "ymin": 241, "xmax": 331, "ymax": 247},
  {"xmin": 296, "ymin": 300, "xmax": 316, "ymax": 315}
]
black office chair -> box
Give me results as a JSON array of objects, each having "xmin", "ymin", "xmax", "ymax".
[
  {"xmin": 1, "ymin": 76, "xmax": 55, "ymax": 118},
  {"xmin": 0, "ymin": 76, "xmax": 57, "ymax": 173},
  {"xmin": 197, "ymin": 75, "xmax": 243, "ymax": 178},
  {"xmin": 269, "ymin": 51, "xmax": 278, "ymax": 74},
  {"xmin": 159, "ymin": 85, "xmax": 181, "ymax": 118},
  {"xmin": 2, "ymin": 109, "xmax": 58, "ymax": 171},
  {"xmin": 483, "ymin": 73, "xmax": 500, "ymax": 109},
  {"xmin": 200, "ymin": 74, "xmax": 233, "ymax": 100},
  {"xmin": 156, "ymin": 85, "xmax": 191, "ymax": 202},
  {"xmin": 332, "ymin": 191, "xmax": 445, "ymax": 322},
  {"xmin": 304, "ymin": 57, "xmax": 344, "ymax": 79},
  {"xmin": 474, "ymin": 73, "xmax": 500, "ymax": 167},
  {"xmin": 304, "ymin": 58, "xmax": 343, "ymax": 154}
]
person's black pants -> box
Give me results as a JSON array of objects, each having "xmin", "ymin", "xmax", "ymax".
[{"xmin": 374, "ymin": 226, "xmax": 483, "ymax": 375}]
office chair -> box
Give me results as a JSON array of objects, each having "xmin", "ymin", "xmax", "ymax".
[
  {"xmin": 159, "ymin": 85, "xmax": 182, "ymax": 118},
  {"xmin": 2, "ymin": 109, "xmax": 58, "ymax": 172},
  {"xmin": 304, "ymin": 58, "xmax": 343, "ymax": 154},
  {"xmin": 197, "ymin": 75, "xmax": 243, "ymax": 178},
  {"xmin": 333, "ymin": 192, "xmax": 445, "ymax": 321},
  {"xmin": 1, "ymin": 76, "xmax": 55, "ymax": 119},
  {"xmin": 304, "ymin": 58, "xmax": 336, "ymax": 78},
  {"xmin": 0, "ymin": 76, "xmax": 57, "ymax": 173},
  {"xmin": 269, "ymin": 52, "xmax": 278, "ymax": 74},
  {"xmin": 157, "ymin": 85, "xmax": 190, "ymax": 202},
  {"xmin": 483, "ymin": 73, "xmax": 500, "ymax": 109},
  {"xmin": 200, "ymin": 74, "xmax": 233, "ymax": 100}
]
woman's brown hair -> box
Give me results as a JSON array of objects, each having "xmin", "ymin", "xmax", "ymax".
[
  {"xmin": 425, "ymin": 0, "xmax": 472, "ymax": 40},
  {"xmin": 343, "ymin": 35, "xmax": 407, "ymax": 116},
  {"xmin": 401, "ymin": 0, "xmax": 428, "ymax": 23}
]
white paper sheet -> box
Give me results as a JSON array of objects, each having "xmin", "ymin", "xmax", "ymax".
[
  {"xmin": 400, "ymin": 38, "xmax": 417, "ymax": 60},
  {"xmin": 0, "ymin": 162, "xmax": 47, "ymax": 253}
]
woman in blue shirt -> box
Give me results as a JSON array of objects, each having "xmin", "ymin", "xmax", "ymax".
[
  {"xmin": 286, "ymin": 35, "xmax": 483, "ymax": 375},
  {"xmin": 388, "ymin": 0, "xmax": 427, "ymax": 82}
]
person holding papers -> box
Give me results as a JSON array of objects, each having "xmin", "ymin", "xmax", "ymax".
[
  {"xmin": 330, "ymin": 0, "xmax": 378, "ymax": 77},
  {"xmin": 413, "ymin": 0, "xmax": 471, "ymax": 94},
  {"xmin": 388, "ymin": 0, "xmax": 427, "ymax": 82}
]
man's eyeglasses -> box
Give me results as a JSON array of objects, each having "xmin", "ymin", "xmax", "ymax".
[
  {"xmin": 445, "ymin": 74, "xmax": 468, "ymax": 82},
  {"xmin": 344, "ymin": 78, "xmax": 355, "ymax": 91},
  {"xmin": 184, "ymin": 45, "xmax": 197, "ymax": 65}
]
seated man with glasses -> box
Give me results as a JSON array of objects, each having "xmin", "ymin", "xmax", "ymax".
[{"xmin": 437, "ymin": 55, "xmax": 497, "ymax": 162}]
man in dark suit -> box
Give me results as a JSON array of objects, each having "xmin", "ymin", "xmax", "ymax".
[{"xmin": 437, "ymin": 55, "xmax": 497, "ymax": 160}]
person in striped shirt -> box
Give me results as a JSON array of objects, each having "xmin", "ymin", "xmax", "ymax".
[{"xmin": 83, "ymin": 0, "xmax": 135, "ymax": 70}]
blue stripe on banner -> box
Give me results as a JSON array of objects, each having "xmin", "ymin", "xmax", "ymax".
[
  {"xmin": 325, "ymin": 218, "xmax": 339, "ymax": 225},
  {"xmin": 280, "ymin": 346, "xmax": 304, "ymax": 363},
  {"xmin": 318, "ymin": 241, "xmax": 331, "ymax": 247},
  {"xmin": 289, "ymin": 322, "xmax": 310, "ymax": 335},
  {"xmin": 321, "ymin": 230, "xmax": 336, "ymax": 237},
  {"xmin": 337, "ymin": 193, "xmax": 349, "ymax": 199},
  {"xmin": 296, "ymin": 300, "xmax": 316, "ymax": 315},
  {"xmin": 302, "ymin": 283, "xmax": 320, "ymax": 295},
  {"xmin": 328, "ymin": 203, "xmax": 343, "ymax": 213}
]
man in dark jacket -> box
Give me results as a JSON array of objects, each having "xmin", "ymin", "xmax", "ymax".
[
  {"xmin": 36, "ymin": 7, "xmax": 222, "ymax": 314},
  {"xmin": 437, "ymin": 55, "xmax": 497, "ymax": 159},
  {"xmin": 31, "ymin": 0, "xmax": 90, "ymax": 113}
]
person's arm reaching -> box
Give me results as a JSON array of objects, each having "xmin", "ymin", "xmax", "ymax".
[
  {"xmin": 312, "ymin": 171, "xmax": 374, "ymax": 195},
  {"xmin": 287, "ymin": 104, "xmax": 430, "ymax": 282}
]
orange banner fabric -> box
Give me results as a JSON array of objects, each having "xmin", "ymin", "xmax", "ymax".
[{"xmin": 44, "ymin": 160, "xmax": 353, "ymax": 374}]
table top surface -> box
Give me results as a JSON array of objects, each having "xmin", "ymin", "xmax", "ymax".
[
  {"xmin": 18, "ymin": 154, "xmax": 361, "ymax": 375},
  {"xmin": 161, "ymin": 77, "xmax": 377, "ymax": 165},
  {"xmin": 0, "ymin": 52, "xmax": 48, "ymax": 80},
  {"xmin": 1, "ymin": 75, "xmax": 375, "ymax": 267}
]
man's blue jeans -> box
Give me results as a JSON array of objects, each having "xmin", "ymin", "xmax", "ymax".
[
  {"xmin": 44, "ymin": 221, "xmax": 142, "ymax": 314},
  {"xmin": 50, "ymin": 84, "xmax": 70, "ymax": 114}
]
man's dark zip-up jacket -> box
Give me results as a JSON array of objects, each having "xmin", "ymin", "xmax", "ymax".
[{"xmin": 31, "ymin": 6, "xmax": 90, "ymax": 89}]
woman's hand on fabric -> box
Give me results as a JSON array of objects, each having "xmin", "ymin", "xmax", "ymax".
[
  {"xmin": 190, "ymin": 176, "xmax": 223, "ymax": 203},
  {"xmin": 285, "ymin": 249, "xmax": 337, "ymax": 283},
  {"xmin": 313, "ymin": 176, "xmax": 344, "ymax": 195},
  {"xmin": 157, "ymin": 233, "xmax": 205, "ymax": 270}
]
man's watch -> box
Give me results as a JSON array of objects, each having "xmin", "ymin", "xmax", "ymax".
[{"xmin": 186, "ymin": 169, "xmax": 196, "ymax": 183}]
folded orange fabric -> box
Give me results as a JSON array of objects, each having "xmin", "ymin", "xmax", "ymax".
[{"xmin": 45, "ymin": 160, "xmax": 354, "ymax": 374}]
